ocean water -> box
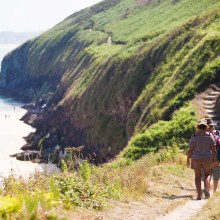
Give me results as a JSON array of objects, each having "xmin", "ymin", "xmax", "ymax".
[
  {"xmin": 0, "ymin": 45, "xmax": 59, "ymax": 178},
  {"xmin": 0, "ymin": 96, "xmax": 59, "ymax": 178}
]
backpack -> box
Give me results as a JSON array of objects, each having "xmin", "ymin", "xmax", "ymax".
[{"xmin": 215, "ymin": 134, "xmax": 220, "ymax": 161}]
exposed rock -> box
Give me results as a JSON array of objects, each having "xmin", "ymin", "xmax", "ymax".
[{"xmin": 11, "ymin": 150, "xmax": 40, "ymax": 161}]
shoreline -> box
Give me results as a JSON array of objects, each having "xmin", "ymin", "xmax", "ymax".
[{"xmin": 0, "ymin": 95, "xmax": 59, "ymax": 178}]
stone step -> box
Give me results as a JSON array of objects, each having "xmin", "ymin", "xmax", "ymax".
[
  {"xmin": 206, "ymin": 114, "xmax": 220, "ymax": 121},
  {"xmin": 207, "ymin": 94, "xmax": 220, "ymax": 99},
  {"xmin": 210, "ymin": 84, "xmax": 220, "ymax": 91},
  {"xmin": 203, "ymin": 101, "xmax": 215, "ymax": 105},
  {"xmin": 204, "ymin": 105, "xmax": 216, "ymax": 110},
  {"xmin": 210, "ymin": 85, "xmax": 220, "ymax": 92},
  {"xmin": 204, "ymin": 96, "xmax": 218, "ymax": 101},
  {"xmin": 209, "ymin": 91, "xmax": 220, "ymax": 96},
  {"xmin": 206, "ymin": 109, "xmax": 216, "ymax": 114}
]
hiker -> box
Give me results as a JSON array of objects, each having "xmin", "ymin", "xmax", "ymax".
[
  {"xmin": 186, "ymin": 119, "xmax": 218, "ymax": 200},
  {"xmin": 206, "ymin": 118, "xmax": 220, "ymax": 192}
]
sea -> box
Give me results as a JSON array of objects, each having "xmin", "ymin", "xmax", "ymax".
[{"xmin": 0, "ymin": 44, "xmax": 59, "ymax": 178}]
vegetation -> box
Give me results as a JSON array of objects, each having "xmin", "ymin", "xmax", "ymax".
[
  {"xmin": 1, "ymin": 0, "xmax": 220, "ymax": 159},
  {"xmin": 124, "ymin": 103, "xmax": 197, "ymax": 160},
  {"xmin": 0, "ymin": 167, "xmax": 117, "ymax": 219},
  {"xmin": 0, "ymin": 146, "xmax": 193, "ymax": 219},
  {"xmin": 7, "ymin": 143, "xmax": 220, "ymax": 218},
  {"xmin": 0, "ymin": 0, "xmax": 220, "ymax": 217}
]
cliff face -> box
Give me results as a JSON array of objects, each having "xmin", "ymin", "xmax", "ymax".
[
  {"xmin": 1, "ymin": 0, "xmax": 220, "ymax": 161},
  {"xmin": 1, "ymin": 43, "xmax": 31, "ymax": 92}
]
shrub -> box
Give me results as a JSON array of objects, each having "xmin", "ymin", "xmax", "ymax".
[
  {"xmin": 53, "ymin": 174, "xmax": 110, "ymax": 210},
  {"xmin": 0, "ymin": 196, "xmax": 20, "ymax": 219},
  {"xmin": 124, "ymin": 104, "xmax": 197, "ymax": 160}
]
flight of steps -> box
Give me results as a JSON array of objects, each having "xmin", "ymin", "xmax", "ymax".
[{"xmin": 203, "ymin": 84, "xmax": 220, "ymax": 130}]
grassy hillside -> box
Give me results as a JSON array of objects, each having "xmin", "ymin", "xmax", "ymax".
[
  {"xmin": 1, "ymin": 1, "xmax": 220, "ymax": 218},
  {"xmin": 0, "ymin": 0, "xmax": 220, "ymax": 160}
]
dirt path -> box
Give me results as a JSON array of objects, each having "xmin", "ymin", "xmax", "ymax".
[
  {"xmin": 93, "ymin": 181, "xmax": 215, "ymax": 220},
  {"xmin": 156, "ymin": 199, "xmax": 207, "ymax": 220},
  {"xmin": 93, "ymin": 198, "xmax": 207, "ymax": 220},
  {"xmin": 87, "ymin": 166, "xmax": 196, "ymax": 220}
]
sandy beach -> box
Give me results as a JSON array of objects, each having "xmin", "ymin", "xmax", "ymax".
[{"xmin": 0, "ymin": 96, "xmax": 59, "ymax": 179}]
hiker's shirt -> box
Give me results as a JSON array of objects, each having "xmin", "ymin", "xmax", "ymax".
[{"xmin": 189, "ymin": 131, "xmax": 215, "ymax": 160}]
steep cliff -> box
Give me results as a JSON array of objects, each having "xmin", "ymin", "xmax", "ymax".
[{"xmin": 1, "ymin": 0, "xmax": 220, "ymax": 161}]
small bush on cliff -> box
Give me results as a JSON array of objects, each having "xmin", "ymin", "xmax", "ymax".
[{"xmin": 123, "ymin": 103, "xmax": 197, "ymax": 160}]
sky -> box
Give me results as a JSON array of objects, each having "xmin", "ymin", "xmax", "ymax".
[{"xmin": 0, "ymin": 0, "xmax": 103, "ymax": 32}]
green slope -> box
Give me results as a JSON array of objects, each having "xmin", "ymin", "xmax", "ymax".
[{"xmin": 0, "ymin": 0, "xmax": 220, "ymax": 160}]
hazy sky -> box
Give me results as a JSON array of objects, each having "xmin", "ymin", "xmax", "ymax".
[{"xmin": 0, "ymin": 0, "xmax": 102, "ymax": 32}]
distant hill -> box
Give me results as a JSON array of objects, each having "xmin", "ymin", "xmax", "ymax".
[
  {"xmin": 0, "ymin": 0, "xmax": 220, "ymax": 161},
  {"xmin": 0, "ymin": 31, "xmax": 41, "ymax": 44}
]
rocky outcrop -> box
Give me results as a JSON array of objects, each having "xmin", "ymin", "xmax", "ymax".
[{"xmin": 11, "ymin": 150, "xmax": 41, "ymax": 162}]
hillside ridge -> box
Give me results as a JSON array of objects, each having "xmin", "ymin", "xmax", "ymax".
[{"xmin": 0, "ymin": 0, "xmax": 220, "ymax": 161}]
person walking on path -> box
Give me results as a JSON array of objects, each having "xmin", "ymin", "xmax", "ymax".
[
  {"xmin": 206, "ymin": 118, "xmax": 220, "ymax": 192},
  {"xmin": 187, "ymin": 119, "xmax": 218, "ymax": 200}
]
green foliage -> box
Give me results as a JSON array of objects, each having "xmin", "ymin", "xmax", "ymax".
[
  {"xmin": 156, "ymin": 145, "xmax": 179, "ymax": 164},
  {"xmin": 37, "ymin": 137, "xmax": 44, "ymax": 149},
  {"xmin": 4, "ymin": 0, "xmax": 220, "ymax": 217},
  {"xmin": 129, "ymin": 11, "xmax": 220, "ymax": 128},
  {"xmin": 93, "ymin": 0, "xmax": 220, "ymax": 44},
  {"xmin": 0, "ymin": 196, "xmax": 20, "ymax": 219},
  {"xmin": 109, "ymin": 157, "xmax": 133, "ymax": 169},
  {"xmin": 0, "ymin": 167, "xmax": 120, "ymax": 218},
  {"xmin": 53, "ymin": 174, "xmax": 110, "ymax": 210},
  {"xmin": 0, "ymin": 172, "xmax": 61, "ymax": 219},
  {"xmin": 59, "ymin": 158, "xmax": 68, "ymax": 172},
  {"xmin": 124, "ymin": 104, "xmax": 197, "ymax": 160},
  {"xmin": 79, "ymin": 161, "xmax": 92, "ymax": 181},
  {"xmin": 23, "ymin": 192, "xmax": 39, "ymax": 219}
]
